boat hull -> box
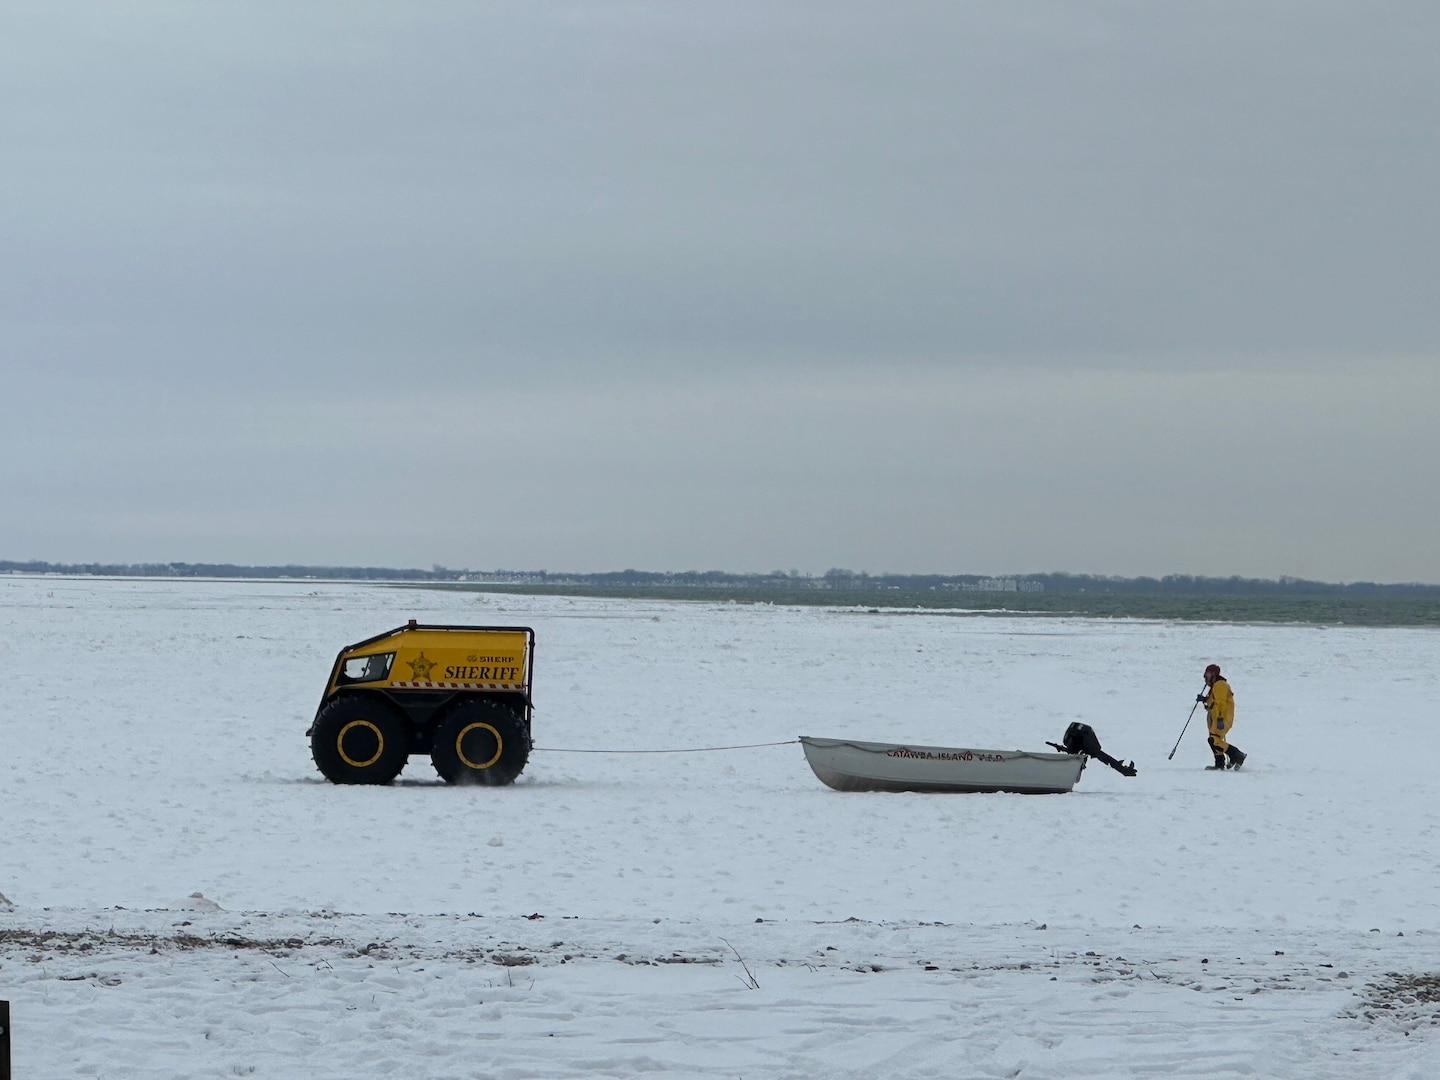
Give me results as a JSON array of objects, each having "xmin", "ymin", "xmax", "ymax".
[{"xmin": 800, "ymin": 736, "xmax": 1084, "ymax": 794}]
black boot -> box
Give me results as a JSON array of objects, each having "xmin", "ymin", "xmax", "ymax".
[
  {"xmin": 1227, "ymin": 746, "xmax": 1246, "ymax": 770},
  {"xmin": 1206, "ymin": 753, "xmax": 1227, "ymax": 771}
]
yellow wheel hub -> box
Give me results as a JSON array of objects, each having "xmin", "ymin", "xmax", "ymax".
[
  {"xmin": 337, "ymin": 719, "xmax": 384, "ymax": 768},
  {"xmin": 455, "ymin": 722, "xmax": 503, "ymax": 770}
]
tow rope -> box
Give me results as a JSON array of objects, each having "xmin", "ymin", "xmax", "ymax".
[{"xmin": 533, "ymin": 739, "xmax": 799, "ymax": 755}]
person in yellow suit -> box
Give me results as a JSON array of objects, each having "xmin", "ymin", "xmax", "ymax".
[{"xmin": 1198, "ymin": 664, "xmax": 1246, "ymax": 770}]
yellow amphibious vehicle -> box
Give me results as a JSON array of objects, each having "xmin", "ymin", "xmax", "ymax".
[{"xmin": 308, "ymin": 620, "xmax": 534, "ymax": 785}]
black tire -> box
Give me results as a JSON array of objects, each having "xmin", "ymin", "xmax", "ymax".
[
  {"xmin": 311, "ymin": 695, "xmax": 410, "ymax": 785},
  {"xmin": 430, "ymin": 700, "xmax": 529, "ymax": 786}
]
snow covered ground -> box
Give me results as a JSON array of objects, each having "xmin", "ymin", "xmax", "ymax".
[{"xmin": 2, "ymin": 575, "xmax": 1437, "ymax": 1078}]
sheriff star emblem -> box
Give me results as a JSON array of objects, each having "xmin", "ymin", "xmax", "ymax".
[{"xmin": 405, "ymin": 652, "xmax": 436, "ymax": 681}]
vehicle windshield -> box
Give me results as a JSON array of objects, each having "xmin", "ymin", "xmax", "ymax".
[{"xmin": 338, "ymin": 652, "xmax": 395, "ymax": 684}]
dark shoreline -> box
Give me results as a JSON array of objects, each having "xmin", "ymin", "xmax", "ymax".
[
  {"xmin": 404, "ymin": 581, "xmax": 1440, "ymax": 627},
  {"xmin": 9, "ymin": 563, "xmax": 1439, "ymax": 627}
]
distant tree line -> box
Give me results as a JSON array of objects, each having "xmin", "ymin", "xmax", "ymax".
[
  {"xmin": 3, "ymin": 560, "xmax": 1438, "ymax": 596},
  {"xmin": 0, "ymin": 560, "xmax": 445, "ymax": 581}
]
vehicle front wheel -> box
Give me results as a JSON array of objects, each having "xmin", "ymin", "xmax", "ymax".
[
  {"xmin": 431, "ymin": 701, "xmax": 529, "ymax": 786},
  {"xmin": 311, "ymin": 696, "xmax": 410, "ymax": 784}
]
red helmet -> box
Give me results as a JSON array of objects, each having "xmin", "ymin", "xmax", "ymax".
[{"xmin": 1204, "ymin": 664, "xmax": 1221, "ymax": 680}]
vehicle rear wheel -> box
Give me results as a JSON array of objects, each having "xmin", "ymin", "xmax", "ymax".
[
  {"xmin": 431, "ymin": 701, "xmax": 529, "ymax": 786},
  {"xmin": 311, "ymin": 696, "xmax": 410, "ymax": 784}
]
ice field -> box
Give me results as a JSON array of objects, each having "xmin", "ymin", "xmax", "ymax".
[{"xmin": 2, "ymin": 575, "xmax": 1438, "ymax": 1077}]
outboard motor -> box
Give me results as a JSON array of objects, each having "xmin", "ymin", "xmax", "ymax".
[{"xmin": 1051, "ymin": 722, "xmax": 1136, "ymax": 777}]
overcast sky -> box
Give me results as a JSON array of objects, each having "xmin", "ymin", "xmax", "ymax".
[{"xmin": 3, "ymin": 2, "xmax": 1437, "ymax": 581}]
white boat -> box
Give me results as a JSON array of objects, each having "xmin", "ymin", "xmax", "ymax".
[{"xmin": 800, "ymin": 735, "xmax": 1085, "ymax": 794}]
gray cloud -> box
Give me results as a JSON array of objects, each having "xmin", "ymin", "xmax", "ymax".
[{"xmin": 3, "ymin": 3, "xmax": 1437, "ymax": 579}]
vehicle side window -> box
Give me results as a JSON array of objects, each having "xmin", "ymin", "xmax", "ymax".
[{"xmin": 338, "ymin": 652, "xmax": 395, "ymax": 684}]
